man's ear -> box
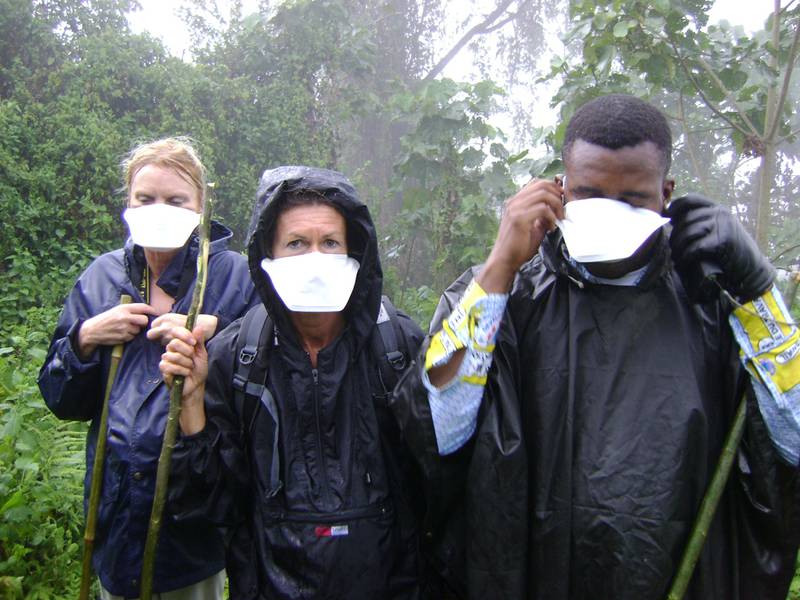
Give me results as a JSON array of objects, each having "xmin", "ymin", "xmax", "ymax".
[
  {"xmin": 662, "ymin": 178, "xmax": 675, "ymax": 210},
  {"xmin": 554, "ymin": 174, "xmax": 565, "ymax": 204}
]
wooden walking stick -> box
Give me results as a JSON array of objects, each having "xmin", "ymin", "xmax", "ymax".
[
  {"xmin": 666, "ymin": 285, "xmax": 797, "ymax": 599},
  {"xmin": 665, "ymin": 394, "xmax": 746, "ymax": 599},
  {"xmin": 79, "ymin": 294, "xmax": 132, "ymax": 600},
  {"xmin": 140, "ymin": 192, "xmax": 213, "ymax": 600}
]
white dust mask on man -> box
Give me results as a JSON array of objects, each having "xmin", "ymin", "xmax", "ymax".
[{"xmin": 557, "ymin": 197, "xmax": 670, "ymax": 263}]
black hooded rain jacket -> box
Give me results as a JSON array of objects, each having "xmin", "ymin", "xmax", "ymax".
[{"xmin": 171, "ymin": 166, "xmax": 426, "ymax": 600}]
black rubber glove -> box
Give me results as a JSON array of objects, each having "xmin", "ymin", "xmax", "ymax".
[{"xmin": 665, "ymin": 194, "xmax": 774, "ymax": 302}]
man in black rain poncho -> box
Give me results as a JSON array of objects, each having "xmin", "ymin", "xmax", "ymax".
[
  {"xmin": 392, "ymin": 95, "xmax": 800, "ymax": 599},
  {"xmin": 159, "ymin": 167, "xmax": 429, "ymax": 599}
]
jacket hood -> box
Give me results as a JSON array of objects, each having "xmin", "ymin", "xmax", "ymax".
[{"xmin": 247, "ymin": 166, "xmax": 383, "ymax": 348}]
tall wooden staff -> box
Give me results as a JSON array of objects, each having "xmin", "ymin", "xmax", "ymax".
[
  {"xmin": 79, "ymin": 294, "xmax": 132, "ymax": 600},
  {"xmin": 666, "ymin": 287, "xmax": 796, "ymax": 599},
  {"xmin": 665, "ymin": 397, "xmax": 746, "ymax": 599},
  {"xmin": 140, "ymin": 191, "xmax": 213, "ymax": 600}
]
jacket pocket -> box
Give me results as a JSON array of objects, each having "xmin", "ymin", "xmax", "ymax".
[
  {"xmin": 257, "ymin": 501, "xmax": 413, "ymax": 599},
  {"xmin": 84, "ymin": 455, "xmax": 124, "ymax": 539}
]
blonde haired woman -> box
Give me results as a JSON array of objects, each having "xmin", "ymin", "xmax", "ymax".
[{"xmin": 39, "ymin": 137, "xmax": 258, "ymax": 599}]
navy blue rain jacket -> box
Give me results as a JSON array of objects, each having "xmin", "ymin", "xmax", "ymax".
[{"xmin": 38, "ymin": 222, "xmax": 258, "ymax": 597}]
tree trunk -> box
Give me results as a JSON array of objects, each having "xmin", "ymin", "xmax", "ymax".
[
  {"xmin": 753, "ymin": 0, "xmax": 782, "ymax": 251},
  {"xmin": 753, "ymin": 146, "xmax": 774, "ymax": 252}
]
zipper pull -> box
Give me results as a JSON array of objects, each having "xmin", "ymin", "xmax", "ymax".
[{"xmin": 312, "ymin": 368, "xmax": 318, "ymax": 384}]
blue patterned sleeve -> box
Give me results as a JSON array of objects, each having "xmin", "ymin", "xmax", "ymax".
[
  {"xmin": 728, "ymin": 284, "xmax": 800, "ymax": 465},
  {"xmin": 422, "ymin": 279, "xmax": 508, "ymax": 455}
]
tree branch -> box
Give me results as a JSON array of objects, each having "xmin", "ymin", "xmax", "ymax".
[
  {"xmin": 780, "ymin": 0, "xmax": 800, "ymax": 17},
  {"xmin": 678, "ymin": 92, "xmax": 712, "ymax": 197},
  {"xmin": 771, "ymin": 242, "xmax": 800, "ymax": 261},
  {"xmin": 696, "ymin": 56, "xmax": 761, "ymax": 137},
  {"xmin": 79, "ymin": 295, "xmax": 132, "ymax": 600},
  {"xmin": 777, "ymin": 125, "xmax": 800, "ymax": 144},
  {"xmin": 482, "ymin": 12, "xmax": 518, "ymax": 34},
  {"xmin": 684, "ymin": 126, "xmax": 737, "ymax": 135},
  {"xmin": 423, "ymin": 0, "xmax": 519, "ymax": 81},
  {"xmin": 666, "ymin": 396, "xmax": 747, "ymax": 599},
  {"xmin": 664, "ymin": 35, "xmax": 754, "ymax": 137},
  {"xmin": 767, "ymin": 15, "xmax": 800, "ymax": 140},
  {"xmin": 763, "ymin": 0, "xmax": 782, "ymax": 141},
  {"xmin": 140, "ymin": 193, "xmax": 214, "ymax": 600}
]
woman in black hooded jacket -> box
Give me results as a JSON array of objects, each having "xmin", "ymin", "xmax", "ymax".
[{"xmin": 161, "ymin": 166, "xmax": 427, "ymax": 599}]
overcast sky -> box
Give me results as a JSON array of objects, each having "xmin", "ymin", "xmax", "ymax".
[
  {"xmin": 126, "ymin": 0, "xmax": 777, "ymax": 150},
  {"xmin": 128, "ymin": 0, "xmax": 775, "ymax": 63}
]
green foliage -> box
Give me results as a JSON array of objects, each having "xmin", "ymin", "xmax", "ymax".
[
  {"xmin": 0, "ymin": 1, "xmax": 433, "ymax": 593},
  {"xmin": 165, "ymin": 0, "xmax": 377, "ymax": 246},
  {"xmin": 3, "ymin": 0, "xmax": 798, "ymax": 593},
  {"xmin": 790, "ymin": 553, "xmax": 800, "ymax": 599},
  {"xmin": 544, "ymin": 0, "xmax": 800, "ymax": 253},
  {"xmin": 554, "ymin": 0, "xmax": 797, "ymax": 145},
  {"xmin": 0, "ymin": 0, "xmax": 354, "ymax": 336},
  {"xmin": 0, "ymin": 306, "xmax": 86, "ymax": 599},
  {"xmin": 386, "ymin": 78, "xmax": 517, "ymax": 313},
  {"xmin": 0, "ymin": 2, "xmax": 389, "ymax": 593}
]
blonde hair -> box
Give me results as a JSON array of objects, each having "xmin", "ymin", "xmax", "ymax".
[{"xmin": 122, "ymin": 137, "xmax": 206, "ymax": 204}]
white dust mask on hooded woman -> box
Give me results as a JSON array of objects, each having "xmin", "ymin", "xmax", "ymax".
[
  {"xmin": 123, "ymin": 204, "xmax": 201, "ymax": 251},
  {"xmin": 261, "ymin": 252, "xmax": 360, "ymax": 312},
  {"xmin": 556, "ymin": 197, "xmax": 670, "ymax": 263}
]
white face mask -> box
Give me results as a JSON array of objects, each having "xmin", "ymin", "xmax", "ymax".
[
  {"xmin": 261, "ymin": 252, "xmax": 360, "ymax": 312},
  {"xmin": 123, "ymin": 204, "xmax": 201, "ymax": 251},
  {"xmin": 557, "ymin": 198, "xmax": 670, "ymax": 263}
]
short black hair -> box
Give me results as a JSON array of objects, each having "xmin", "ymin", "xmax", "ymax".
[{"xmin": 562, "ymin": 94, "xmax": 672, "ymax": 175}]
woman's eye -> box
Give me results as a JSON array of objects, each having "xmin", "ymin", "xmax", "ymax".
[
  {"xmin": 286, "ymin": 239, "xmax": 304, "ymax": 250},
  {"xmin": 322, "ymin": 239, "xmax": 341, "ymax": 249}
]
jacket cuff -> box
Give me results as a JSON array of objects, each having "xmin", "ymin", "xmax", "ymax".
[
  {"xmin": 729, "ymin": 284, "xmax": 800, "ymax": 464},
  {"xmin": 177, "ymin": 423, "xmax": 213, "ymax": 445},
  {"xmin": 214, "ymin": 313, "xmax": 232, "ymax": 336},
  {"xmin": 66, "ymin": 319, "xmax": 100, "ymax": 367}
]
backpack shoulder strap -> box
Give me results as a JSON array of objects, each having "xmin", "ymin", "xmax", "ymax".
[
  {"xmin": 232, "ymin": 303, "xmax": 271, "ymax": 436},
  {"xmin": 371, "ymin": 295, "xmax": 409, "ymax": 396},
  {"xmin": 232, "ymin": 303, "xmax": 282, "ymax": 496}
]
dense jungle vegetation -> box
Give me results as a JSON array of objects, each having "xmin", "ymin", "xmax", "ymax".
[{"xmin": 1, "ymin": 0, "xmax": 799, "ymax": 597}]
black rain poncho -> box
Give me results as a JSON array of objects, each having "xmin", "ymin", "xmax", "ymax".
[{"xmin": 392, "ymin": 230, "xmax": 800, "ymax": 600}]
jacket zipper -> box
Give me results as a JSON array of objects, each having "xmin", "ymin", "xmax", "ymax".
[
  {"xmin": 267, "ymin": 502, "xmax": 389, "ymax": 523},
  {"xmin": 312, "ymin": 367, "xmax": 333, "ymax": 506}
]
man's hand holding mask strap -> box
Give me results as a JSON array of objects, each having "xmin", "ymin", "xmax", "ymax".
[{"xmin": 665, "ymin": 194, "xmax": 774, "ymax": 302}]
